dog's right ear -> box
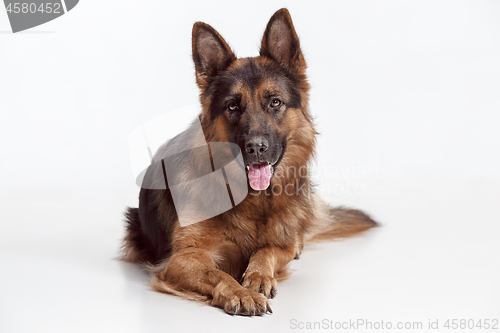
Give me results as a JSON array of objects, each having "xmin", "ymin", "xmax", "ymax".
[{"xmin": 192, "ymin": 22, "xmax": 236, "ymax": 89}]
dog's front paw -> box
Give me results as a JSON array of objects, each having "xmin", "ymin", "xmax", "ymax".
[
  {"xmin": 213, "ymin": 286, "xmax": 272, "ymax": 316},
  {"xmin": 241, "ymin": 272, "xmax": 277, "ymax": 299}
]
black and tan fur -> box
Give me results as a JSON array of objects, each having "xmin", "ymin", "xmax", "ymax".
[{"xmin": 121, "ymin": 8, "xmax": 377, "ymax": 316}]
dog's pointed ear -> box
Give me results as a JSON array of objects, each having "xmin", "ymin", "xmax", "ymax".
[
  {"xmin": 192, "ymin": 22, "xmax": 236, "ymax": 88},
  {"xmin": 260, "ymin": 8, "xmax": 305, "ymax": 73}
]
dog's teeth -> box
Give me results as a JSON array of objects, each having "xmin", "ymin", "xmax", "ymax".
[{"xmin": 246, "ymin": 165, "xmax": 250, "ymax": 171}]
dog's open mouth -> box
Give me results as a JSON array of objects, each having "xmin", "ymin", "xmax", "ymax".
[
  {"xmin": 246, "ymin": 162, "xmax": 272, "ymax": 191},
  {"xmin": 244, "ymin": 142, "xmax": 286, "ymax": 191}
]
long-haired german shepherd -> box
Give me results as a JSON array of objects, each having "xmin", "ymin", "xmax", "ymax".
[{"xmin": 122, "ymin": 8, "xmax": 377, "ymax": 316}]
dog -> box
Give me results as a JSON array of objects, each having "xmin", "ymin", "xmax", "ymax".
[{"xmin": 121, "ymin": 8, "xmax": 377, "ymax": 316}]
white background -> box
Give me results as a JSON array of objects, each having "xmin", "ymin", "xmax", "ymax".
[{"xmin": 1, "ymin": 1, "xmax": 499, "ymax": 332}]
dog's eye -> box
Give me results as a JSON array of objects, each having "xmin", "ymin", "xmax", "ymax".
[
  {"xmin": 228, "ymin": 102, "xmax": 239, "ymax": 112},
  {"xmin": 270, "ymin": 98, "xmax": 282, "ymax": 108}
]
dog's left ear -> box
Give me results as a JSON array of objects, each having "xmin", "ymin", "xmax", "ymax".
[
  {"xmin": 192, "ymin": 22, "xmax": 236, "ymax": 89},
  {"xmin": 260, "ymin": 8, "xmax": 306, "ymax": 74}
]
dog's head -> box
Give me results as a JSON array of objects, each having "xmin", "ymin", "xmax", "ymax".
[{"xmin": 192, "ymin": 8, "xmax": 315, "ymax": 191}]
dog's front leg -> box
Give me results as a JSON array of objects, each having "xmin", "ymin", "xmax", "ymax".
[
  {"xmin": 153, "ymin": 247, "xmax": 271, "ymax": 315},
  {"xmin": 242, "ymin": 245, "xmax": 295, "ymax": 299}
]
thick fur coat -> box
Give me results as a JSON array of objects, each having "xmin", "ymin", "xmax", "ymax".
[{"xmin": 121, "ymin": 8, "xmax": 377, "ymax": 316}]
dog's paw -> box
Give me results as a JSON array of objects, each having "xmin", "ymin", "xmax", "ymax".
[
  {"xmin": 241, "ymin": 272, "xmax": 277, "ymax": 299},
  {"xmin": 214, "ymin": 287, "xmax": 272, "ymax": 316}
]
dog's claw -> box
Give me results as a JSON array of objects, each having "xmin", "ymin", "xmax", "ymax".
[
  {"xmin": 270, "ymin": 286, "xmax": 277, "ymax": 299},
  {"xmin": 266, "ymin": 304, "xmax": 273, "ymax": 314},
  {"xmin": 233, "ymin": 304, "xmax": 239, "ymax": 315}
]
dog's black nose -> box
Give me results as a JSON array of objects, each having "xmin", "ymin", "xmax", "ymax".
[{"xmin": 245, "ymin": 138, "xmax": 269, "ymax": 156}]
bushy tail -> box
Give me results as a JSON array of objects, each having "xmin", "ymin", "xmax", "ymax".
[
  {"xmin": 305, "ymin": 198, "xmax": 378, "ymax": 243},
  {"xmin": 120, "ymin": 207, "xmax": 156, "ymax": 263}
]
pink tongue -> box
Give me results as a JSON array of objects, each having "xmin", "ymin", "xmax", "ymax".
[{"xmin": 248, "ymin": 163, "xmax": 271, "ymax": 190}]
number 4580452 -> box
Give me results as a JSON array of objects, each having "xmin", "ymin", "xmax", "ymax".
[
  {"xmin": 444, "ymin": 319, "xmax": 498, "ymax": 330},
  {"xmin": 6, "ymin": 3, "xmax": 61, "ymax": 14}
]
